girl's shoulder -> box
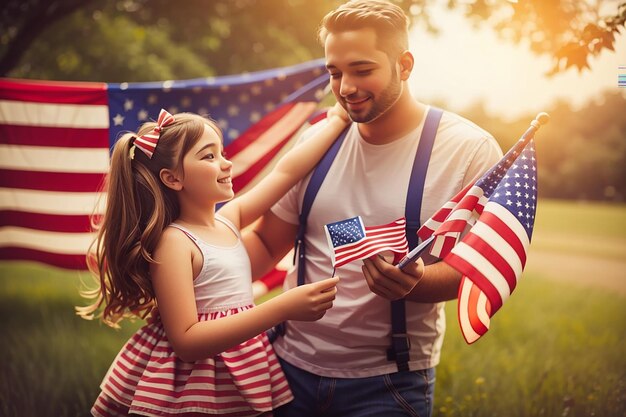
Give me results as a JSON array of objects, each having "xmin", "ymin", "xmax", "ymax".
[{"xmin": 157, "ymin": 225, "xmax": 196, "ymax": 250}]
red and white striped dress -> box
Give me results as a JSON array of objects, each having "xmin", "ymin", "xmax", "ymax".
[{"xmin": 92, "ymin": 218, "xmax": 293, "ymax": 417}]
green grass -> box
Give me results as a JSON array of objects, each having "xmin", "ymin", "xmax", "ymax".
[
  {"xmin": 435, "ymin": 275, "xmax": 626, "ymax": 417},
  {"xmin": 0, "ymin": 264, "xmax": 142, "ymax": 417},
  {"xmin": 534, "ymin": 199, "xmax": 626, "ymax": 239},
  {"xmin": 0, "ymin": 199, "xmax": 624, "ymax": 416},
  {"xmin": 532, "ymin": 199, "xmax": 626, "ymax": 261}
]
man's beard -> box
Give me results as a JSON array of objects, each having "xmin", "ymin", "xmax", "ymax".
[{"xmin": 347, "ymin": 70, "xmax": 402, "ymax": 124}]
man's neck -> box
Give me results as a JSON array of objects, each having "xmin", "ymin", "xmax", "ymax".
[{"xmin": 357, "ymin": 92, "xmax": 426, "ymax": 145}]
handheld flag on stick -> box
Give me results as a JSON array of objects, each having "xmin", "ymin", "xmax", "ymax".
[
  {"xmin": 418, "ymin": 112, "xmax": 550, "ymax": 344},
  {"xmin": 324, "ymin": 217, "xmax": 408, "ymax": 268}
]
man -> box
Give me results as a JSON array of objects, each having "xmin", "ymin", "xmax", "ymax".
[{"xmin": 244, "ymin": 1, "xmax": 503, "ymax": 416}]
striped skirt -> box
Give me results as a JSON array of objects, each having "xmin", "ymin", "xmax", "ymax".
[{"xmin": 92, "ymin": 305, "xmax": 293, "ymax": 416}]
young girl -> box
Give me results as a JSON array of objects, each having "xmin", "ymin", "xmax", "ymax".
[{"xmin": 78, "ymin": 106, "xmax": 348, "ymax": 417}]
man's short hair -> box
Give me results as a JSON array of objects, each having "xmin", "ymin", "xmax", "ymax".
[{"xmin": 318, "ymin": 0, "xmax": 410, "ymax": 57}]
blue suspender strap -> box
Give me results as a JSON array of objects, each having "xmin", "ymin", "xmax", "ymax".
[
  {"xmin": 387, "ymin": 107, "xmax": 443, "ymax": 372},
  {"xmin": 295, "ymin": 124, "xmax": 350, "ymax": 286},
  {"xmin": 268, "ymin": 124, "xmax": 350, "ymax": 343}
]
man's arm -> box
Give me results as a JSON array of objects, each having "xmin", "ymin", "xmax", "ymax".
[
  {"xmin": 361, "ymin": 256, "xmax": 461, "ymax": 303},
  {"xmin": 243, "ymin": 211, "xmax": 299, "ymax": 280},
  {"xmin": 407, "ymin": 261, "xmax": 461, "ymax": 302}
]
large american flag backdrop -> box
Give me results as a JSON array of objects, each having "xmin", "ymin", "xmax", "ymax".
[
  {"xmin": 418, "ymin": 124, "xmax": 541, "ymax": 344},
  {"xmin": 0, "ymin": 59, "xmax": 329, "ymax": 292}
]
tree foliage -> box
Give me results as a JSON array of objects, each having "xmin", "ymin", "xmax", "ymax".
[
  {"xmin": 461, "ymin": 91, "xmax": 626, "ymax": 202},
  {"xmin": 1, "ymin": 0, "xmax": 624, "ymax": 80},
  {"xmin": 450, "ymin": 0, "xmax": 626, "ymax": 75},
  {"xmin": 1, "ymin": 1, "xmax": 624, "ymax": 202}
]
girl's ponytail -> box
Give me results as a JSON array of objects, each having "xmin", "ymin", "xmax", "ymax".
[{"xmin": 78, "ymin": 113, "xmax": 216, "ymax": 327}]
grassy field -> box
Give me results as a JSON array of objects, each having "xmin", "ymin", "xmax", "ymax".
[{"xmin": 0, "ymin": 199, "xmax": 624, "ymax": 417}]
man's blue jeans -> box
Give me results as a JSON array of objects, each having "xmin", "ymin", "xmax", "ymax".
[{"xmin": 274, "ymin": 357, "xmax": 436, "ymax": 417}]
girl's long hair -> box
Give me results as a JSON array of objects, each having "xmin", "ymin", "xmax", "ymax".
[{"xmin": 77, "ymin": 113, "xmax": 218, "ymax": 327}]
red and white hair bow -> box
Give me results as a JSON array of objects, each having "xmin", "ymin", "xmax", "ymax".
[{"xmin": 133, "ymin": 109, "xmax": 176, "ymax": 159}]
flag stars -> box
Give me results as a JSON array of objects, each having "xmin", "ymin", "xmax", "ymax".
[
  {"xmin": 506, "ymin": 199, "xmax": 513, "ymax": 206},
  {"xmin": 228, "ymin": 129, "xmax": 239, "ymax": 139},
  {"xmin": 112, "ymin": 114, "xmax": 125, "ymax": 126},
  {"xmin": 124, "ymin": 99, "xmax": 134, "ymax": 111},
  {"xmin": 249, "ymin": 111, "xmax": 261, "ymax": 123},
  {"xmin": 147, "ymin": 94, "xmax": 158, "ymax": 105},
  {"xmin": 250, "ymin": 85, "xmax": 262, "ymax": 96},
  {"xmin": 180, "ymin": 96, "xmax": 192, "ymax": 108},
  {"xmin": 227, "ymin": 105, "xmax": 240, "ymax": 117},
  {"xmin": 162, "ymin": 80, "xmax": 174, "ymax": 92},
  {"xmin": 239, "ymin": 93, "xmax": 250, "ymax": 104},
  {"xmin": 137, "ymin": 109, "xmax": 148, "ymax": 121},
  {"xmin": 217, "ymin": 119, "xmax": 228, "ymax": 130},
  {"xmin": 209, "ymin": 96, "xmax": 220, "ymax": 107}
]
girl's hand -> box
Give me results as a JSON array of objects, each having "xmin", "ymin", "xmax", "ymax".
[
  {"xmin": 327, "ymin": 102, "xmax": 350, "ymax": 123},
  {"xmin": 278, "ymin": 276, "xmax": 339, "ymax": 321}
]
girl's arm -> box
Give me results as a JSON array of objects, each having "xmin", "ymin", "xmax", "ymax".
[
  {"xmin": 151, "ymin": 228, "xmax": 339, "ymax": 362},
  {"xmin": 219, "ymin": 104, "xmax": 349, "ymax": 230}
]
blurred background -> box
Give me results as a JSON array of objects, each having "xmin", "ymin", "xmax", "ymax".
[{"xmin": 1, "ymin": 1, "xmax": 625, "ymax": 416}]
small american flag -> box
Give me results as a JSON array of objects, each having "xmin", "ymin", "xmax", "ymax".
[
  {"xmin": 418, "ymin": 135, "xmax": 539, "ymax": 344},
  {"xmin": 324, "ymin": 216, "xmax": 408, "ymax": 268}
]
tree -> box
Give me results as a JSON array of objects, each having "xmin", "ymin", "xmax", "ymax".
[
  {"xmin": 460, "ymin": 91, "xmax": 626, "ymax": 202},
  {"xmin": 1, "ymin": 0, "xmax": 624, "ymax": 79},
  {"xmin": 0, "ymin": 0, "xmax": 95, "ymax": 76},
  {"xmin": 447, "ymin": 0, "xmax": 626, "ymax": 75}
]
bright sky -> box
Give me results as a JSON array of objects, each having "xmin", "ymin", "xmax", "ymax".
[{"xmin": 408, "ymin": 3, "xmax": 626, "ymax": 121}]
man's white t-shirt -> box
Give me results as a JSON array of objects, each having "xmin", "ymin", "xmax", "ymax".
[{"xmin": 271, "ymin": 106, "xmax": 503, "ymax": 378}]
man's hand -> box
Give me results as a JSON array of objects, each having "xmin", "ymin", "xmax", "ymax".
[
  {"xmin": 327, "ymin": 102, "xmax": 350, "ymax": 123},
  {"xmin": 361, "ymin": 255, "xmax": 425, "ymax": 300}
]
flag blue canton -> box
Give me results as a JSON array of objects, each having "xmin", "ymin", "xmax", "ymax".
[
  {"xmin": 326, "ymin": 217, "xmax": 366, "ymax": 248},
  {"xmin": 480, "ymin": 140, "xmax": 537, "ymax": 239},
  {"xmin": 106, "ymin": 59, "xmax": 328, "ymax": 148}
]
